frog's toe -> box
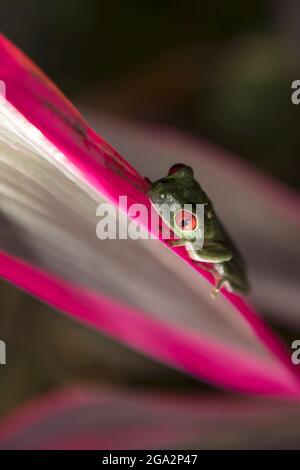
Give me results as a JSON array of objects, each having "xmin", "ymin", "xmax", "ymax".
[
  {"xmin": 210, "ymin": 286, "xmax": 220, "ymax": 299},
  {"xmin": 211, "ymin": 277, "xmax": 230, "ymax": 298}
]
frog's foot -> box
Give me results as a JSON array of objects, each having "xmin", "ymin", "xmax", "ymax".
[{"xmin": 211, "ymin": 277, "xmax": 228, "ymax": 299}]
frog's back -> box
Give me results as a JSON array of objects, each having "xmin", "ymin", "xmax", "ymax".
[{"xmin": 193, "ymin": 180, "xmax": 249, "ymax": 293}]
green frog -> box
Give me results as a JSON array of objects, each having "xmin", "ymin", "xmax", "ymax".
[{"xmin": 148, "ymin": 164, "xmax": 249, "ymax": 296}]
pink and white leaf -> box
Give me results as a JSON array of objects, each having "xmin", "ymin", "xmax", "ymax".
[{"xmin": 0, "ymin": 34, "xmax": 299, "ymax": 396}]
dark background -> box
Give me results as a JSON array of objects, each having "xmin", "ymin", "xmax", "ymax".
[
  {"xmin": 2, "ymin": 0, "xmax": 300, "ymax": 190},
  {"xmin": 0, "ymin": 0, "xmax": 300, "ymax": 417}
]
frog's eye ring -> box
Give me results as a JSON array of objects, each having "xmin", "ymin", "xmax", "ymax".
[{"xmin": 175, "ymin": 210, "xmax": 198, "ymax": 232}]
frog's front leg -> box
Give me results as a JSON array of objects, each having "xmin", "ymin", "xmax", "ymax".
[
  {"xmin": 167, "ymin": 238, "xmax": 233, "ymax": 263},
  {"xmin": 188, "ymin": 240, "xmax": 233, "ymax": 263},
  {"xmin": 167, "ymin": 238, "xmax": 190, "ymax": 247}
]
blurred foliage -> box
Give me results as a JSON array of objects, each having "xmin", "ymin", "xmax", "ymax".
[
  {"xmin": 2, "ymin": 0, "xmax": 300, "ymax": 190},
  {"xmin": 0, "ymin": 281, "xmax": 217, "ymax": 418}
]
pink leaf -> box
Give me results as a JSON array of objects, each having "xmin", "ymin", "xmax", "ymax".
[
  {"xmin": 1, "ymin": 386, "xmax": 300, "ymax": 449},
  {"xmin": 0, "ymin": 34, "xmax": 299, "ymax": 395}
]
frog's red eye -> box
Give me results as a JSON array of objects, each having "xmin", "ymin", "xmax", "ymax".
[
  {"xmin": 168, "ymin": 164, "xmax": 186, "ymax": 175},
  {"xmin": 175, "ymin": 210, "xmax": 198, "ymax": 231}
]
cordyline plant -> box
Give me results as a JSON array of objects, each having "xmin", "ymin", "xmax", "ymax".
[{"xmin": 1, "ymin": 34, "xmax": 300, "ymax": 449}]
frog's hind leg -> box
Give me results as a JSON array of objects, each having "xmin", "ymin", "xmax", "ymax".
[
  {"xmin": 213, "ymin": 260, "xmax": 249, "ymax": 296},
  {"xmin": 211, "ymin": 276, "xmax": 231, "ymax": 299},
  {"xmin": 192, "ymin": 260, "xmax": 227, "ymax": 298}
]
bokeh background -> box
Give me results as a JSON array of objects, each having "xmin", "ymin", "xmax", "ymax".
[
  {"xmin": 2, "ymin": 0, "xmax": 300, "ymax": 189},
  {"xmin": 1, "ymin": 0, "xmax": 300, "ymax": 424}
]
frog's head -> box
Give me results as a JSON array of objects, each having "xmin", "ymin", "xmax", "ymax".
[
  {"xmin": 148, "ymin": 164, "xmax": 224, "ymax": 242},
  {"xmin": 148, "ymin": 164, "xmax": 207, "ymax": 240}
]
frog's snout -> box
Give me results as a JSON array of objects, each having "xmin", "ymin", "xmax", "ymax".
[{"xmin": 148, "ymin": 182, "xmax": 165, "ymax": 205}]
